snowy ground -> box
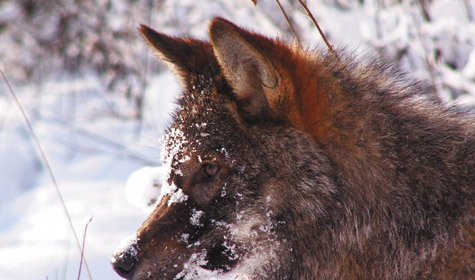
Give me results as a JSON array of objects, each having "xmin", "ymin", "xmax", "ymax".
[
  {"xmin": 0, "ymin": 0, "xmax": 474, "ymax": 279},
  {"xmin": 0, "ymin": 72, "xmax": 176, "ymax": 280}
]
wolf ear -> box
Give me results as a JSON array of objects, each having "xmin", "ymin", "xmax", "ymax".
[
  {"xmin": 139, "ymin": 24, "xmax": 216, "ymax": 90},
  {"xmin": 209, "ymin": 18, "xmax": 288, "ymax": 122}
]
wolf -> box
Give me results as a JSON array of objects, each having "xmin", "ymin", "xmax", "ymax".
[{"xmin": 112, "ymin": 17, "xmax": 474, "ymax": 279}]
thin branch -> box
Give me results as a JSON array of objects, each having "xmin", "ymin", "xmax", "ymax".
[
  {"xmin": 416, "ymin": 0, "xmax": 432, "ymax": 22},
  {"xmin": 78, "ymin": 217, "xmax": 93, "ymax": 280},
  {"xmin": 462, "ymin": 0, "xmax": 474, "ymax": 22},
  {"xmin": 297, "ymin": 0, "xmax": 337, "ymax": 56},
  {"xmin": 49, "ymin": 117, "xmax": 157, "ymax": 165},
  {"xmin": 55, "ymin": 134, "xmax": 159, "ymax": 165},
  {"xmin": 274, "ymin": 0, "xmax": 301, "ymax": 44},
  {"xmin": 0, "ymin": 70, "xmax": 93, "ymax": 280}
]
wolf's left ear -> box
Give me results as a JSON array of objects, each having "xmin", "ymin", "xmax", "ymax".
[
  {"xmin": 139, "ymin": 24, "xmax": 217, "ymax": 90},
  {"xmin": 209, "ymin": 18, "xmax": 291, "ymax": 122}
]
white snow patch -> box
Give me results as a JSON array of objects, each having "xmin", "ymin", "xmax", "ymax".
[
  {"xmin": 111, "ymin": 234, "xmax": 140, "ymax": 263},
  {"xmin": 157, "ymin": 180, "xmax": 189, "ymax": 207},
  {"xmin": 190, "ymin": 209, "xmax": 204, "ymax": 226},
  {"xmin": 180, "ymin": 233, "xmax": 190, "ymax": 243},
  {"xmin": 168, "ymin": 187, "xmax": 189, "ymax": 206},
  {"xmin": 175, "ymin": 250, "xmax": 253, "ymax": 280},
  {"xmin": 462, "ymin": 49, "xmax": 475, "ymax": 80},
  {"xmin": 0, "ymin": 180, "xmax": 146, "ymax": 280},
  {"xmin": 125, "ymin": 166, "xmax": 167, "ymax": 210},
  {"xmin": 0, "ymin": 127, "xmax": 41, "ymax": 205}
]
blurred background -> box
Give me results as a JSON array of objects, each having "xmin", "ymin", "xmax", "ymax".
[{"xmin": 0, "ymin": 0, "xmax": 474, "ymax": 279}]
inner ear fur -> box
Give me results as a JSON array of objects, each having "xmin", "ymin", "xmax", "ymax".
[
  {"xmin": 139, "ymin": 24, "xmax": 217, "ymax": 90},
  {"xmin": 209, "ymin": 18, "xmax": 293, "ymax": 122}
]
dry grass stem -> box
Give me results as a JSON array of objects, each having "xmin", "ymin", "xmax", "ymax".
[
  {"xmin": 274, "ymin": 0, "xmax": 301, "ymax": 44},
  {"xmin": 78, "ymin": 217, "xmax": 93, "ymax": 280},
  {"xmin": 297, "ymin": 0, "xmax": 336, "ymax": 56},
  {"xmin": 0, "ymin": 70, "xmax": 93, "ymax": 280}
]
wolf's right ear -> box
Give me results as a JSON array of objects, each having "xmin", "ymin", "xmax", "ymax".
[
  {"xmin": 209, "ymin": 18, "xmax": 292, "ymax": 123},
  {"xmin": 139, "ymin": 24, "xmax": 217, "ymax": 90}
]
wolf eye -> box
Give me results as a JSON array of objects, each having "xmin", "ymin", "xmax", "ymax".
[
  {"xmin": 202, "ymin": 163, "xmax": 219, "ymax": 178},
  {"xmin": 191, "ymin": 163, "xmax": 220, "ymax": 186}
]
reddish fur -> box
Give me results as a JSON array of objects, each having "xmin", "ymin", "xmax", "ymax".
[
  {"xmin": 286, "ymin": 56, "xmax": 335, "ymax": 147},
  {"xmin": 223, "ymin": 26, "xmax": 337, "ymax": 146}
]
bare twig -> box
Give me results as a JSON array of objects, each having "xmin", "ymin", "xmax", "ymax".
[
  {"xmin": 55, "ymin": 134, "xmax": 159, "ymax": 165},
  {"xmin": 416, "ymin": 0, "xmax": 432, "ymax": 22},
  {"xmin": 49, "ymin": 117, "xmax": 157, "ymax": 165},
  {"xmin": 0, "ymin": 70, "xmax": 93, "ymax": 280},
  {"xmin": 274, "ymin": 0, "xmax": 301, "ymax": 44},
  {"xmin": 297, "ymin": 0, "xmax": 336, "ymax": 56},
  {"xmin": 462, "ymin": 0, "xmax": 474, "ymax": 22},
  {"xmin": 78, "ymin": 217, "xmax": 93, "ymax": 280}
]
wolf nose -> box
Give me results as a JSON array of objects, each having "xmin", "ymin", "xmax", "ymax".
[
  {"xmin": 111, "ymin": 249, "xmax": 137, "ymax": 278},
  {"xmin": 111, "ymin": 236, "xmax": 140, "ymax": 279}
]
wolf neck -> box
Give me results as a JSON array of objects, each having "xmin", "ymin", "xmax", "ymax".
[
  {"xmin": 285, "ymin": 55, "xmax": 392, "ymax": 204},
  {"xmin": 291, "ymin": 56, "xmax": 475, "ymax": 279}
]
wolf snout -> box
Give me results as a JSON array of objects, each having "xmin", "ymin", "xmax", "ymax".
[
  {"xmin": 111, "ymin": 235, "xmax": 140, "ymax": 279},
  {"xmin": 111, "ymin": 248, "xmax": 137, "ymax": 278}
]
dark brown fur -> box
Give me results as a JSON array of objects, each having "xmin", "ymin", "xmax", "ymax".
[{"xmin": 112, "ymin": 18, "xmax": 475, "ymax": 280}]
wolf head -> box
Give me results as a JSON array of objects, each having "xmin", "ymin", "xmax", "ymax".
[
  {"xmin": 111, "ymin": 17, "xmax": 343, "ymax": 279},
  {"xmin": 112, "ymin": 17, "xmax": 474, "ymax": 280}
]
